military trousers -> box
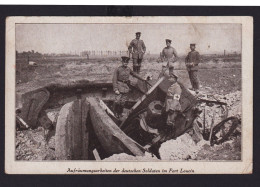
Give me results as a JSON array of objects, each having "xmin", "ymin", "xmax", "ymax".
[
  {"xmin": 166, "ymin": 111, "xmax": 178, "ymax": 127},
  {"xmin": 188, "ymin": 70, "xmax": 200, "ymax": 90},
  {"xmin": 114, "ymin": 93, "xmax": 128, "ymax": 116},
  {"xmin": 133, "ymin": 58, "xmax": 143, "ymax": 73}
]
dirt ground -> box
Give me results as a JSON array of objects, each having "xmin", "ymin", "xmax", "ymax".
[
  {"xmin": 16, "ymin": 56, "xmax": 241, "ymax": 94},
  {"xmin": 15, "ymin": 56, "xmax": 242, "ymax": 161}
]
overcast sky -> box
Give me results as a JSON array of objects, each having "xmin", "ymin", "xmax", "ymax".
[{"xmin": 16, "ymin": 23, "xmax": 241, "ymax": 55}]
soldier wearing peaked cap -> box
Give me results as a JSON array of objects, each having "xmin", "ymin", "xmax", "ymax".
[
  {"xmin": 158, "ymin": 39, "xmax": 179, "ymax": 75},
  {"xmin": 128, "ymin": 32, "xmax": 146, "ymax": 74},
  {"xmin": 164, "ymin": 72, "xmax": 182, "ymax": 132},
  {"xmin": 185, "ymin": 43, "xmax": 201, "ymax": 93},
  {"xmin": 112, "ymin": 56, "xmax": 146, "ymax": 118}
]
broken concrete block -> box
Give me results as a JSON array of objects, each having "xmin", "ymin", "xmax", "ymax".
[{"xmin": 18, "ymin": 88, "xmax": 50, "ymax": 128}]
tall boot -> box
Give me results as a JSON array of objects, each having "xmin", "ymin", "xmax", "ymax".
[
  {"xmin": 117, "ymin": 105, "xmax": 124, "ymax": 118},
  {"xmin": 113, "ymin": 103, "xmax": 122, "ymax": 118},
  {"xmin": 169, "ymin": 67, "xmax": 174, "ymax": 75},
  {"xmin": 113, "ymin": 103, "xmax": 119, "ymax": 117},
  {"xmin": 133, "ymin": 66, "xmax": 137, "ymax": 73},
  {"xmin": 137, "ymin": 66, "xmax": 140, "ymax": 74}
]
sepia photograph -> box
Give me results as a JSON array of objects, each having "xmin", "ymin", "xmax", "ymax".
[{"xmin": 5, "ymin": 16, "xmax": 253, "ymax": 174}]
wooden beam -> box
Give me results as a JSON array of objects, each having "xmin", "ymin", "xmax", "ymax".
[
  {"xmin": 99, "ymin": 99, "xmax": 115, "ymax": 118},
  {"xmin": 93, "ymin": 149, "xmax": 101, "ymax": 160},
  {"xmin": 88, "ymin": 97, "xmax": 145, "ymax": 156},
  {"xmin": 120, "ymin": 76, "xmax": 166, "ymax": 127}
]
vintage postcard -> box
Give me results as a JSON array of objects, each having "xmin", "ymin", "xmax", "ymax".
[{"xmin": 5, "ymin": 16, "xmax": 253, "ymax": 174}]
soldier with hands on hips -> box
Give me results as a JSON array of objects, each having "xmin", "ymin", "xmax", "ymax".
[
  {"xmin": 128, "ymin": 32, "xmax": 146, "ymax": 74},
  {"xmin": 158, "ymin": 39, "xmax": 179, "ymax": 75},
  {"xmin": 185, "ymin": 43, "xmax": 201, "ymax": 93}
]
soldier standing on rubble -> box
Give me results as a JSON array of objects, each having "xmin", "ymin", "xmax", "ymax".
[
  {"xmin": 158, "ymin": 39, "xmax": 179, "ymax": 75},
  {"xmin": 165, "ymin": 73, "xmax": 182, "ymax": 131},
  {"xmin": 185, "ymin": 43, "xmax": 201, "ymax": 93},
  {"xmin": 144, "ymin": 73, "xmax": 182, "ymax": 150},
  {"xmin": 128, "ymin": 32, "xmax": 146, "ymax": 74},
  {"xmin": 113, "ymin": 56, "xmax": 147, "ymax": 118}
]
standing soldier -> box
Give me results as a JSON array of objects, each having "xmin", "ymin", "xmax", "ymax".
[
  {"xmin": 144, "ymin": 73, "xmax": 182, "ymax": 150},
  {"xmin": 158, "ymin": 39, "xmax": 179, "ymax": 75},
  {"xmin": 128, "ymin": 32, "xmax": 146, "ymax": 74},
  {"xmin": 113, "ymin": 56, "xmax": 147, "ymax": 118},
  {"xmin": 164, "ymin": 73, "xmax": 182, "ymax": 130},
  {"xmin": 185, "ymin": 43, "xmax": 201, "ymax": 93}
]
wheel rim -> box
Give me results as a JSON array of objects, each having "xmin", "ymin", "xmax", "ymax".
[{"xmin": 211, "ymin": 117, "xmax": 240, "ymax": 145}]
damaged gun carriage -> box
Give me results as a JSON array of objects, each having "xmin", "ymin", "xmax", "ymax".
[{"xmin": 16, "ymin": 72, "xmax": 240, "ymax": 160}]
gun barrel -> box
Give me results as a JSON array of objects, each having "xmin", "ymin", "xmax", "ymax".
[{"xmin": 198, "ymin": 99, "xmax": 227, "ymax": 105}]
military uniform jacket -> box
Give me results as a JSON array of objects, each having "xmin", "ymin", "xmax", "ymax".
[
  {"xmin": 161, "ymin": 46, "xmax": 178, "ymax": 62},
  {"xmin": 113, "ymin": 66, "xmax": 142, "ymax": 93},
  {"xmin": 185, "ymin": 50, "xmax": 201, "ymax": 71},
  {"xmin": 165, "ymin": 82, "xmax": 182, "ymax": 112},
  {"xmin": 128, "ymin": 39, "xmax": 146, "ymax": 59}
]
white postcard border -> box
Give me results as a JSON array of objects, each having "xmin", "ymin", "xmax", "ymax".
[{"xmin": 5, "ymin": 16, "xmax": 253, "ymax": 174}]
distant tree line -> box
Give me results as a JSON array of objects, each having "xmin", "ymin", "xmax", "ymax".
[
  {"xmin": 80, "ymin": 50, "xmax": 151, "ymax": 56},
  {"xmin": 80, "ymin": 50, "xmax": 128, "ymax": 56},
  {"xmin": 16, "ymin": 50, "xmax": 43, "ymax": 58},
  {"xmin": 16, "ymin": 50, "xmax": 152, "ymax": 58},
  {"xmin": 16, "ymin": 50, "xmax": 79, "ymax": 58}
]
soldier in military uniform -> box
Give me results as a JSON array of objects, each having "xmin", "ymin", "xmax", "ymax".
[
  {"xmin": 113, "ymin": 56, "xmax": 147, "ymax": 118},
  {"xmin": 185, "ymin": 43, "xmax": 201, "ymax": 93},
  {"xmin": 165, "ymin": 73, "xmax": 182, "ymax": 128},
  {"xmin": 158, "ymin": 39, "xmax": 179, "ymax": 75},
  {"xmin": 128, "ymin": 32, "xmax": 146, "ymax": 74},
  {"xmin": 144, "ymin": 73, "xmax": 182, "ymax": 149}
]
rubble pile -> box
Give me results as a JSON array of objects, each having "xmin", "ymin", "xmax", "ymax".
[
  {"xmin": 199, "ymin": 90, "xmax": 241, "ymax": 117},
  {"xmin": 224, "ymin": 91, "xmax": 242, "ymax": 118},
  {"xmin": 16, "ymin": 130, "xmax": 40, "ymax": 160},
  {"xmin": 159, "ymin": 133, "xmax": 240, "ymax": 161},
  {"xmin": 16, "ymin": 108, "xmax": 58, "ymax": 161},
  {"xmin": 196, "ymin": 136, "xmax": 241, "ymax": 160},
  {"xmin": 103, "ymin": 90, "xmax": 242, "ymax": 161},
  {"xmin": 195, "ymin": 90, "xmax": 242, "ymax": 131},
  {"xmin": 103, "ymin": 152, "xmax": 159, "ymax": 161},
  {"xmin": 16, "ymin": 127, "xmax": 55, "ymax": 160},
  {"xmin": 15, "ymin": 86, "xmax": 241, "ymax": 161},
  {"xmin": 159, "ymin": 133, "xmax": 207, "ymax": 160}
]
